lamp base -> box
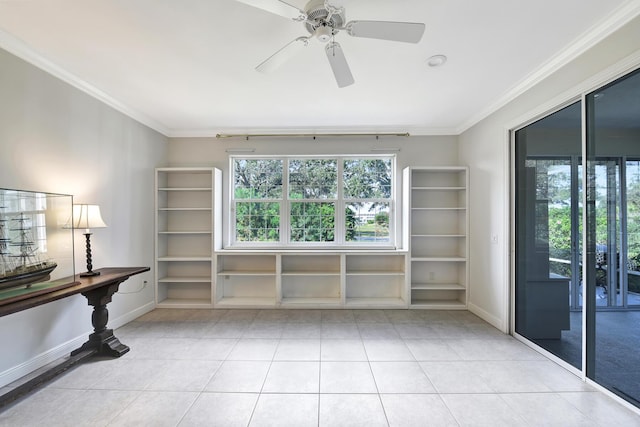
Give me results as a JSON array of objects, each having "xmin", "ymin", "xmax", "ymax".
[{"xmin": 80, "ymin": 271, "xmax": 101, "ymax": 278}]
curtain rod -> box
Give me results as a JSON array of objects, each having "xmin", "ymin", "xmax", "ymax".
[{"xmin": 215, "ymin": 132, "xmax": 410, "ymax": 140}]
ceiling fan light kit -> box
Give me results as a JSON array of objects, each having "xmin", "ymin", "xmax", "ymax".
[
  {"xmin": 314, "ymin": 25, "xmax": 333, "ymax": 42},
  {"xmin": 236, "ymin": 0, "xmax": 426, "ymax": 87}
]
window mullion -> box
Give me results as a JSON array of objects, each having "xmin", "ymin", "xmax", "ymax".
[
  {"xmin": 282, "ymin": 157, "xmax": 289, "ymax": 245},
  {"xmin": 336, "ymin": 159, "xmax": 345, "ymax": 245}
]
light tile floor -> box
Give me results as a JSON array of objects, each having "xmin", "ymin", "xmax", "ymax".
[{"xmin": 2, "ymin": 309, "xmax": 640, "ymax": 426}]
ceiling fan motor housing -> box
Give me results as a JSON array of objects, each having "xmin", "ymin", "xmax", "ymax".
[{"xmin": 304, "ymin": 0, "xmax": 345, "ymax": 40}]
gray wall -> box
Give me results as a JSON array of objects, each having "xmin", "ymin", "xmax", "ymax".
[
  {"xmin": 459, "ymin": 15, "xmax": 640, "ymax": 331},
  {"xmin": 0, "ymin": 47, "xmax": 167, "ymax": 386},
  {"xmin": 168, "ymin": 135, "xmax": 460, "ymax": 249},
  {"xmin": 4, "ymin": 8, "xmax": 639, "ymax": 386}
]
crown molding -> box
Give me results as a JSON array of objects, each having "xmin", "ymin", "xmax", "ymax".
[
  {"xmin": 4, "ymin": 1, "xmax": 638, "ymax": 140},
  {"xmin": 0, "ymin": 27, "xmax": 456, "ymax": 140},
  {"xmin": 505, "ymin": 48, "xmax": 640, "ymax": 134},
  {"xmin": 0, "ymin": 28, "xmax": 170, "ymax": 137},
  {"xmin": 456, "ymin": 0, "xmax": 640, "ymax": 135}
]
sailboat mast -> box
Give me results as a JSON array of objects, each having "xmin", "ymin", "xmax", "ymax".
[
  {"xmin": 10, "ymin": 213, "xmax": 39, "ymax": 269},
  {"xmin": 0, "ymin": 218, "xmax": 9, "ymax": 275},
  {"xmin": 0, "ymin": 201, "xmax": 11, "ymax": 275}
]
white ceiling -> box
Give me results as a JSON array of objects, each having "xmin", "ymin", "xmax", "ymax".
[{"xmin": 0, "ymin": 0, "xmax": 638, "ymax": 137}]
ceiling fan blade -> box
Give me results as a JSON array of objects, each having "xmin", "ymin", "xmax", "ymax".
[
  {"xmin": 234, "ymin": 0, "xmax": 307, "ymax": 21},
  {"xmin": 325, "ymin": 42, "xmax": 354, "ymax": 88},
  {"xmin": 256, "ymin": 37, "xmax": 309, "ymax": 73},
  {"xmin": 345, "ymin": 20, "xmax": 425, "ymax": 43}
]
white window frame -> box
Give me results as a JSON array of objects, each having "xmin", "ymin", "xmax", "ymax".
[
  {"xmin": 229, "ymin": 154, "xmax": 396, "ymax": 249},
  {"xmin": 230, "ymin": 157, "xmax": 284, "ymax": 246}
]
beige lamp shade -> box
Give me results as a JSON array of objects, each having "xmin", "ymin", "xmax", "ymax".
[{"xmin": 66, "ymin": 204, "xmax": 107, "ymax": 232}]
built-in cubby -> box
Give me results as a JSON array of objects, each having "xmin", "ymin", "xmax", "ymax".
[
  {"xmin": 281, "ymin": 254, "xmax": 342, "ymax": 306},
  {"xmin": 213, "ymin": 250, "xmax": 407, "ymax": 309},
  {"xmin": 155, "ymin": 167, "xmax": 221, "ymax": 308},
  {"xmin": 404, "ymin": 167, "xmax": 469, "ymax": 309},
  {"xmin": 215, "ymin": 254, "xmax": 277, "ymax": 307},
  {"xmin": 345, "ymin": 254, "xmax": 406, "ymax": 307}
]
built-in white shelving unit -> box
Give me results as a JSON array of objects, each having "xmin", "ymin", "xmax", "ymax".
[
  {"xmin": 155, "ymin": 166, "xmax": 468, "ymax": 310},
  {"xmin": 214, "ymin": 250, "xmax": 408, "ymax": 309},
  {"xmin": 155, "ymin": 167, "xmax": 221, "ymax": 308},
  {"xmin": 405, "ymin": 167, "xmax": 469, "ymax": 309}
]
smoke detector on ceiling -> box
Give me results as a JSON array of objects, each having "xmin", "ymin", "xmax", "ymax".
[{"xmin": 427, "ymin": 55, "xmax": 447, "ymax": 67}]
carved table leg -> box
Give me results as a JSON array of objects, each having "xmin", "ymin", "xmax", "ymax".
[{"xmin": 71, "ymin": 281, "xmax": 129, "ymax": 357}]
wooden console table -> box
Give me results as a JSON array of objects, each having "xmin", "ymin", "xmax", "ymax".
[{"xmin": 0, "ymin": 267, "xmax": 149, "ymax": 408}]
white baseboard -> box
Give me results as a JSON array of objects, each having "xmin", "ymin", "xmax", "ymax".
[
  {"xmin": 468, "ymin": 302, "xmax": 508, "ymax": 333},
  {"xmin": 0, "ymin": 335, "xmax": 86, "ymax": 388},
  {"xmin": 0, "ymin": 301, "xmax": 155, "ymax": 389},
  {"xmin": 109, "ymin": 301, "xmax": 155, "ymax": 329}
]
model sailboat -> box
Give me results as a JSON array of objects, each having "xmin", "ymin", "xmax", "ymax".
[{"xmin": 0, "ymin": 212, "xmax": 57, "ymax": 291}]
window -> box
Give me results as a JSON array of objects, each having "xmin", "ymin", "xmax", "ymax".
[
  {"xmin": 231, "ymin": 155, "xmax": 394, "ymax": 247},
  {"xmin": 289, "ymin": 159, "xmax": 337, "ymax": 243},
  {"xmin": 233, "ymin": 158, "xmax": 282, "ymax": 243},
  {"xmin": 343, "ymin": 158, "xmax": 392, "ymax": 243}
]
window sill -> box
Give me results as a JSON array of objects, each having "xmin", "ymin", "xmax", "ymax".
[{"xmin": 217, "ymin": 247, "xmax": 407, "ymax": 254}]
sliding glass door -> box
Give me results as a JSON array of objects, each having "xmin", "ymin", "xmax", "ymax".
[
  {"xmin": 514, "ymin": 102, "xmax": 582, "ymax": 369},
  {"xmin": 586, "ymin": 69, "xmax": 640, "ymax": 405},
  {"xmin": 515, "ymin": 67, "xmax": 640, "ymax": 408}
]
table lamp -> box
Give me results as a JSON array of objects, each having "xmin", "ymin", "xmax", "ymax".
[{"xmin": 67, "ymin": 204, "xmax": 107, "ymax": 277}]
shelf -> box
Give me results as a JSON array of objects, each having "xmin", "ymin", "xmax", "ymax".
[
  {"xmin": 411, "ymin": 234, "xmax": 465, "ymax": 238},
  {"xmin": 158, "ymin": 207, "xmax": 212, "ymax": 211},
  {"xmin": 346, "ymin": 297, "xmax": 406, "ymax": 307},
  {"xmin": 158, "ymin": 230, "xmax": 212, "ymax": 234},
  {"xmin": 411, "ymin": 257, "xmax": 466, "ymax": 262},
  {"xmin": 156, "ymin": 298, "xmax": 213, "ymax": 308},
  {"xmin": 410, "ymin": 300, "xmax": 467, "ymax": 309},
  {"xmin": 411, "ymin": 207, "xmax": 466, "ymax": 211},
  {"xmin": 281, "ymin": 271, "xmax": 340, "ymax": 276},
  {"xmin": 158, "ymin": 256, "xmax": 212, "ymax": 262},
  {"xmin": 346, "ymin": 271, "xmax": 405, "ymax": 276},
  {"xmin": 217, "ymin": 270, "xmax": 276, "ymax": 276},
  {"xmin": 215, "ymin": 297, "xmax": 276, "ymax": 307},
  {"xmin": 158, "ymin": 187, "xmax": 212, "ymax": 191},
  {"xmin": 158, "ymin": 276, "xmax": 211, "ymax": 283},
  {"xmin": 412, "ymin": 186, "xmax": 466, "ymax": 191},
  {"xmin": 281, "ymin": 297, "xmax": 342, "ymax": 306},
  {"xmin": 411, "ymin": 283, "xmax": 465, "ymax": 290}
]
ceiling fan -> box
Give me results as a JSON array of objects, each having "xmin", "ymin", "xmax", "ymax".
[{"xmin": 235, "ymin": 0, "xmax": 426, "ymax": 87}]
